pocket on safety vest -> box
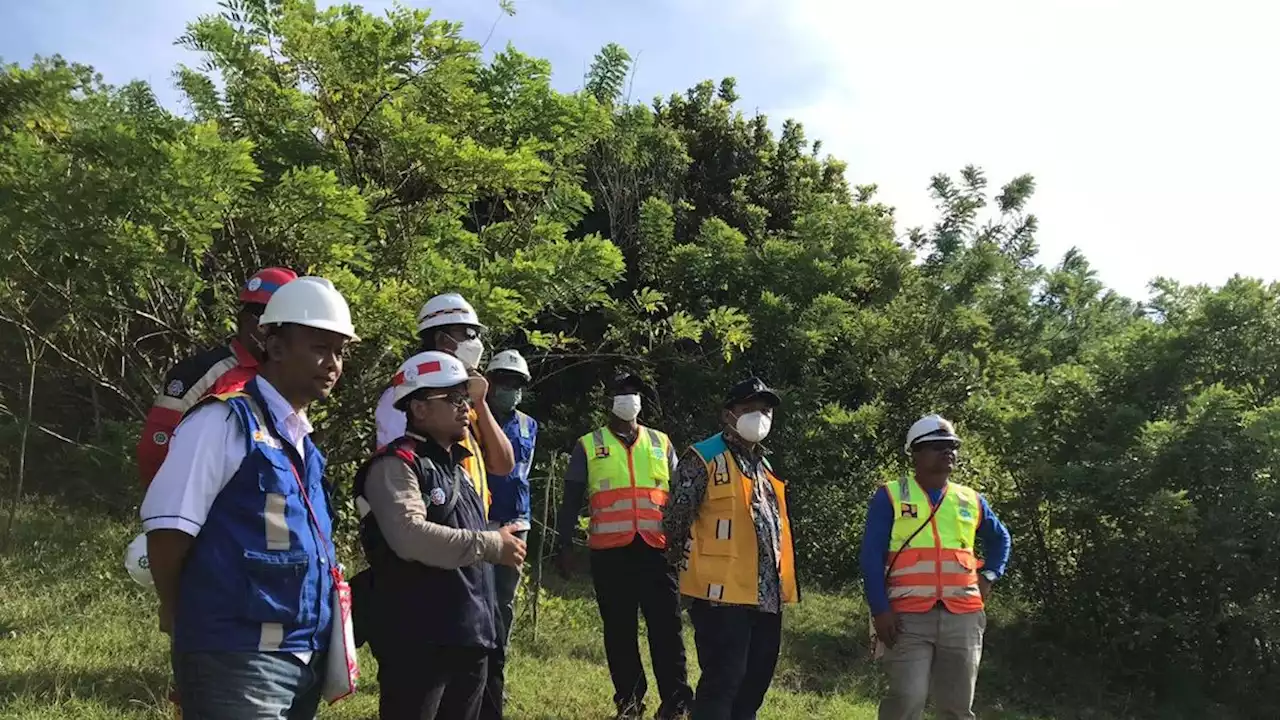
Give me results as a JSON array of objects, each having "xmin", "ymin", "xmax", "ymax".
[
  {"xmin": 243, "ymin": 548, "xmax": 316, "ymax": 626},
  {"xmin": 697, "ymin": 501, "xmax": 741, "ymax": 558},
  {"xmin": 256, "ymin": 450, "xmax": 301, "ymax": 495}
]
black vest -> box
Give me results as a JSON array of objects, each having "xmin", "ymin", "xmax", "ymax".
[{"xmin": 353, "ymin": 435, "xmax": 497, "ymax": 652}]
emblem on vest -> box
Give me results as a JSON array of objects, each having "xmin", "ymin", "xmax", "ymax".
[
  {"xmin": 900, "ymin": 502, "xmax": 919, "ymax": 519},
  {"xmin": 650, "ymin": 446, "xmax": 664, "ymax": 461},
  {"xmin": 594, "ymin": 445, "xmax": 610, "ymax": 458},
  {"xmin": 957, "ymin": 499, "xmax": 974, "ymax": 520},
  {"xmin": 430, "ymin": 487, "xmax": 447, "ymax": 506},
  {"xmin": 252, "ymin": 428, "xmax": 282, "ymax": 449}
]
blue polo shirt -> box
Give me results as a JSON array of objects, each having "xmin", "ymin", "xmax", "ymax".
[{"xmin": 487, "ymin": 411, "xmax": 537, "ymax": 524}]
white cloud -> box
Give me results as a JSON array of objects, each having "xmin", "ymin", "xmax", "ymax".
[{"xmin": 762, "ymin": 0, "xmax": 1280, "ymax": 299}]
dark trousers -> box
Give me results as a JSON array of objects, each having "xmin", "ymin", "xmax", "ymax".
[
  {"xmin": 688, "ymin": 600, "xmax": 783, "ymax": 720},
  {"xmin": 479, "ymin": 529, "xmax": 526, "ymax": 719},
  {"xmin": 378, "ymin": 644, "xmax": 488, "ymax": 720},
  {"xmin": 590, "ymin": 537, "xmax": 694, "ymax": 716}
]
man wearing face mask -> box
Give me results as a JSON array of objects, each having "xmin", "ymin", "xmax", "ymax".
[
  {"xmin": 374, "ymin": 293, "xmax": 516, "ymax": 506},
  {"xmin": 480, "ymin": 349, "xmax": 538, "ymax": 719},
  {"xmin": 663, "ymin": 377, "xmax": 800, "ymax": 720},
  {"xmin": 860, "ymin": 415, "xmax": 1010, "ymax": 720},
  {"xmin": 555, "ymin": 372, "xmax": 693, "ymax": 720}
]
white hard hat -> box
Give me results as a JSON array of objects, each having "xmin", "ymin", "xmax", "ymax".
[
  {"xmin": 417, "ymin": 293, "xmax": 485, "ymax": 334},
  {"xmin": 905, "ymin": 414, "xmax": 962, "ymax": 454},
  {"xmin": 124, "ymin": 533, "xmax": 154, "ymax": 588},
  {"xmin": 258, "ymin": 276, "xmax": 359, "ymax": 340},
  {"xmin": 391, "ymin": 351, "xmax": 471, "ymax": 408},
  {"xmin": 486, "ymin": 349, "xmax": 531, "ymax": 382}
]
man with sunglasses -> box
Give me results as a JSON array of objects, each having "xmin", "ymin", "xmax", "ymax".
[
  {"xmin": 136, "ymin": 266, "xmax": 297, "ymax": 487},
  {"xmin": 861, "ymin": 414, "xmax": 1011, "ymax": 720},
  {"xmin": 355, "ymin": 351, "xmax": 527, "ymax": 720}
]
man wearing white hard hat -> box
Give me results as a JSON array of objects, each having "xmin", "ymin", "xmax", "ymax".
[
  {"xmin": 353, "ymin": 351, "xmax": 527, "ymax": 720},
  {"xmin": 480, "ymin": 349, "xmax": 539, "ymax": 718},
  {"xmin": 140, "ymin": 276, "xmax": 359, "ymax": 719},
  {"xmin": 374, "ymin": 293, "xmax": 516, "ymax": 516},
  {"xmin": 859, "ymin": 414, "xmax": 1011, "ymax": 720}
]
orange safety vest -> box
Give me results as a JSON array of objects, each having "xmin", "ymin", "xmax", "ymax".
[
  {"xmin": 884, "ymin": 476, "xmax": 983, "ymax": 614},
  {"xmin": 581, "ymin": 426, "xmax": 671, "ymax": 550},
  {"xmin": 677, "ymin": 433, "xmax": 799, "ymax": 606}
]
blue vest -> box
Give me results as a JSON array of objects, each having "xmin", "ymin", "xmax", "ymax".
[
  {"xmin": 173, "ymin": 381, "xmax": 335, "ymax": 654},
  {"xmin": 486, "ymin": 411, "xmax": 537, "ymax": 523}
]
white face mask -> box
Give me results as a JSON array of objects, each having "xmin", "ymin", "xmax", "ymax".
[
  {"xmin": 611, "ymin": 394, "xmax": 642, "ymax": 422},
  {"xmin": 451, "ymin": 337, "xmax": 485, "ymax": 370},
  {"xmin": 734, "ymin": 410, "xmax": 772, "ymax": 443}
]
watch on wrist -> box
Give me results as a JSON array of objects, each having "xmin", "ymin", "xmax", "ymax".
[{"xmin": 980, "ymin": 570, "xmax": 998, "ymax": 583}]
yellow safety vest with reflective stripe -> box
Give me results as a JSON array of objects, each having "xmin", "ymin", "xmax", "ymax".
[
  {"xmin": 885, "ymin": 476, "xmax": 982, "ymax": 614},
  {"xmin": 580, "ymin": 426, "xmax": 671, "ymax": 550},
  {"xmin": 678, "ymin": 433, "xmax": 799, "ymax": 606},
  {"xmin": 460, "ymin": 408, "xmax": 491, "ymax": 512}
]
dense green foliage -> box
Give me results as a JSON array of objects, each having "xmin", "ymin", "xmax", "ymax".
[{"xmin": 2, "ymin": 1, "xmax": 1279, "ymax": 715}]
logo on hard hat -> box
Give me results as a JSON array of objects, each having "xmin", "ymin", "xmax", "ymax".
[
  {"xmin": 403, "ymin": 365, "xmax": 420, "ymax": 383},
  {"xmin": 138, "ymin": 554, "xmax": 149, "ymax": 570},
  {"xmin": 247, "ymin": 277, "xmax": 263, "ymax": 291}
]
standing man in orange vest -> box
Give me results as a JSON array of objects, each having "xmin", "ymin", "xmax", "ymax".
[
  {"xmin": 663, "ymin": 377, "xmax": 800, "ymax": 720},
  {"xmin": 555, "ymin": 372, "xmax": 693, "ymax": 720},
  {"xmin": 859, "ymin": 414, "xmax": 1011, "ymax": 720}
]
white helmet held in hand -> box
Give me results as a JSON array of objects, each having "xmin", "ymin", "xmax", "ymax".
[
  {"xmin": 417, "ymin": 293, "xmax": 485, "ymax": 334},
  {"xmin": 124, "ymin": 533, "xmax": 154, "ymax": 588},
  {"xmin": 486, "ymin": 349, "xmax": 531, "ymax": 382},
  {"xmin": 258, "ymin": 276, "xmax": 359, "ymax": 340},
  {"xmin": 391, "ymin": 351, "xmax": 471, "ymax": 409}
]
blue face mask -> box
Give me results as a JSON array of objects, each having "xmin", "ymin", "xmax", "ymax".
[{"xmin": 489, "ymin": 386, "xmax": 522, "ymax": 415}]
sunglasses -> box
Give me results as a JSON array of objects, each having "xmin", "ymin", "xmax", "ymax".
[{"xmin": 425, "ymin": 391, "xmax": 473, "ymax": 409}]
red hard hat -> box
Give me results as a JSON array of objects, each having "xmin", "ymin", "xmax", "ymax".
[{"xmin": 239, "ymin": 267, "xmax": 298, "ymax": 305}]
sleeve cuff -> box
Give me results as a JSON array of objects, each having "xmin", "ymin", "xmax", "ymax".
[
  {"xmin": 141, "ymin": 515, "xmax": 203, "ymax": 536},
  {"xmin": 479, "ymin": 530, "xmax": 504, "ymax": 564}
]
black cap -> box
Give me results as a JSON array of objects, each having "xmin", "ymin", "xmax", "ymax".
[
  {"xmin": 724, "ymin": 376, "xmax": 781, "ymax": 409},
  {"xmin": 608, "ymin": 372, "xmax": 650, "ymax": 396}
]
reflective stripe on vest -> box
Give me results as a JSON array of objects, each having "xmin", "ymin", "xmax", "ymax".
[
  {"xmin": 678, "ymin": 433, "xmax": 799, "ymax": 606},
  {"xmin": 884, "ymin": 476, "xmax": 983, "ymax": 614},
  {"xmin": 581, "ymin": 426, "xmax": 671, "ymax": 550},
  {"xmin": 175, "ymin": 386, "xmax": 333, "ymax": 654},
  {"xmin": 460, "ymin": 407, "xmax": 491, "ymax": 512}
]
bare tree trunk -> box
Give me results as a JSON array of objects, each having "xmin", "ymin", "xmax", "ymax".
[
  {"xmin": 530, "ymin": 453, "xmax": 559, "ymax": 644},
  {"xmin": 2, "ymin": 338, "xmax": 40, "ymax": 554}
]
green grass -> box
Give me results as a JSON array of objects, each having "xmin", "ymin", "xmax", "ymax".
[{"xmin": 0, "ymin": 500, "xmax": 1065, "ymax": 719}]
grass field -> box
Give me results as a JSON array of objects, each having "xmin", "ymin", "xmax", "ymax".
[{"xmin": 0, "ymin": 500, "xmax": 1074, "ymax": 720}]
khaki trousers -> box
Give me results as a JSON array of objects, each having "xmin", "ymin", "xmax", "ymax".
[{"xmin": 878, "ymin": 605, "xmax": 985, "ymax": 720}]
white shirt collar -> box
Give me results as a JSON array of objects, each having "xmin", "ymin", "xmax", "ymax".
[{"xmin": 253, "ymin": 376, "xmax": 313, "ymax": 448}]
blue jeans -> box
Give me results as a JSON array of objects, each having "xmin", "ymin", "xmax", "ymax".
[{"xmin": 172, "ymin": 651, "xmax": 324, "ymax": 720}]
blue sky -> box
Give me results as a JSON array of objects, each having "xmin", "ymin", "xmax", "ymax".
[{"xmin": 5, "ymin": 0, "xmax": 1278, "ymax": 300}]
